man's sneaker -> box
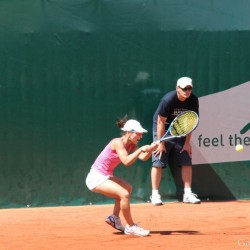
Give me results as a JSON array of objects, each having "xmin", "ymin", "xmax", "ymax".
[
  {"xmin": 183, "ymin": 193, "xmax": 201, "ymax": 204},
  {"xmin": 150, "ymin": 194, "xmax": 163, "ymax": 206},
  {"xmin": 124, "ymin": 224, "xmax": 150, "ymax": 237},
  {"xmin": 105, "ymin": 215, "xmax": 125, "ymax": 232}
]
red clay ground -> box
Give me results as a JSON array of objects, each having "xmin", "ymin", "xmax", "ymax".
[{"xmin": 0, "ymin": 201, "xmax": 249, "ymax": 250}]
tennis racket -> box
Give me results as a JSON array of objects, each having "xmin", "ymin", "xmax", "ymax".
[{"xmin": 156, "ymin": 111, "xmax": 199, "ymax": 143}]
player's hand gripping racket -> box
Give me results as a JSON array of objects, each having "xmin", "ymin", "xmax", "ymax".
[{"xmin": 156, "ymin": 111, "xmax": 199, "ymax": 143}]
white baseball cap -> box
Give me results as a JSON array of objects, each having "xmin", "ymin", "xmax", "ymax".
[
  {"xmin": 176, "ymin": 77, "xmax": 193, "ymax": 88},
  {"xmin": 121, "ymin": 119, "xmax": 148, "ymax": 133}
]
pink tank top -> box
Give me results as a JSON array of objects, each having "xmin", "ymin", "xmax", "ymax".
[{"xmin": 91, "ymin": 139, "xmax": 133, "ymax": 176}]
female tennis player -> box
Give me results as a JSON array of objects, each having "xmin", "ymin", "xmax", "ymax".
[{"xmin": 86, "ymin": 116, "xmax": 157, "ymax": 237}]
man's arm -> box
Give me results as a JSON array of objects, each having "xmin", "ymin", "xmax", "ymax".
[{"xmin": 154, "ymin": 115, "xmax": 167, "ymax": 158}]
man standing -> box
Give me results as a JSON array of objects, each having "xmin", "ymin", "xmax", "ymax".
[{"xmin": 150, "ymin": 77, "xmax": 200, "ymax": 205}]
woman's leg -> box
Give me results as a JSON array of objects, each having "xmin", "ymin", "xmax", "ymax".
[{"xmin": 93, "ymin": 176, "xmax": 134, "ymax": 226}]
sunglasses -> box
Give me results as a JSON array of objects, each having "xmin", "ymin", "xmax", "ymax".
[{"xmin": 179, "ymin": 86, "xmax": 193, "ymax": 91}]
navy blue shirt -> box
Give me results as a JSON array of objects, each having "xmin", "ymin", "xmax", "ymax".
[{"xmin": 153, "ymin": 90, "xmax": 199, "ymax": 132}]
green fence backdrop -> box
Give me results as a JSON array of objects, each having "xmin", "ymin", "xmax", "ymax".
[{"xmin": 0, "ymin": 0, "xmax": 250, "ymax": 208}]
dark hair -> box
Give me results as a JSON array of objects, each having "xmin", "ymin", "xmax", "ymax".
[{"xmin": 116, "ymin": 114, "xmax": 128, "ymax": 129}]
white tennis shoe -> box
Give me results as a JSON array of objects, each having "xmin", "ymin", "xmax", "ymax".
[
  {"xmin": 105, "ymin": 215, "xmax": 125, "ymax": 232},
  {"xmin": 150, "ymin": 194, "xmax": 163, "ymax": 206},
  {"xmin": 183, "ymin": 193, "xmax": 201, "ymax": 204},
  {"xmin": 124, "ymin": 224, "xmax": 150, "ymax": 237}
]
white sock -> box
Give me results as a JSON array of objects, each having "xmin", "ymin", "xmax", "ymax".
[
  {"xmin": 152, "ymin": 190, "xmax": 159, "ymax": 196},
  {"xmin": 127, "ymin": 224, "xmax": 135, "ymax": 229},
  {"xmin": 184, "ymin": 187, "xmax": 192, "ymax": 195}
]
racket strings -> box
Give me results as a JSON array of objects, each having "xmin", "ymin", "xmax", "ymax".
[{"xmin": 170, "ymin": 112, "xmax": 198, "ymax": 136}]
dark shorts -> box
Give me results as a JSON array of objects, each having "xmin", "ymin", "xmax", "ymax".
[{"xmin": 152, "ymin": 131, "xmax": 192, "ymax": 168}]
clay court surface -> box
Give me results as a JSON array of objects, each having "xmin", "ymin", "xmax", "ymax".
[{"xmin": 0, "ymin": 201, "xmax": 249, "ymax": 250}]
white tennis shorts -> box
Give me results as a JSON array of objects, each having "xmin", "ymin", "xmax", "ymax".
[{"xmin": 85, "ymin": 169, "xmax": 110, "ymax": 190}]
